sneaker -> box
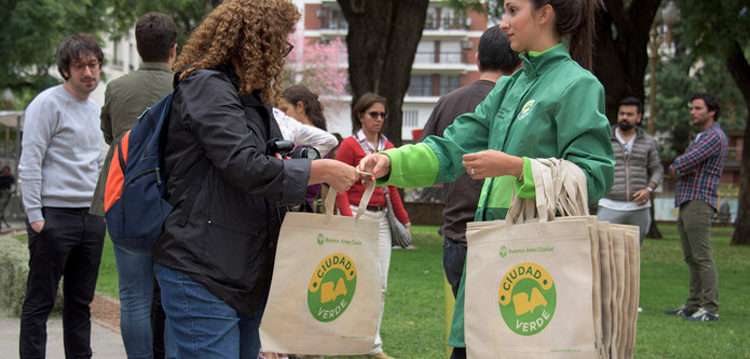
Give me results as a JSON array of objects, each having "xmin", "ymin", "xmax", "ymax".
[
  {"xmin": 664, "ymin": 306, "xmax": 694, "ymax": 317},
  {"xmin": 685, "ymin": 308, "xmax": 719, "ymax": 321}
]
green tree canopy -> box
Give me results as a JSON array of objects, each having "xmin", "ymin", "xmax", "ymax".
[{"xmin": 0, "ymin": 0, "xmax": 111, "ymax": 92}]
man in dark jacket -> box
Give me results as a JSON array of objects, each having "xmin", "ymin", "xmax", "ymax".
[{"xmin": 597, "ymin": 97, "xmax": 663, "ymax": 244}]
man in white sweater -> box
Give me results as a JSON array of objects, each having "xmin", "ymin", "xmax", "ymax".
[{"xmin": 18, "ymin": 33, "xmax": 106, "ymax": 359}]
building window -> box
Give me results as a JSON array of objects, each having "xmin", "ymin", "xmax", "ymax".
[
  {"xmin": 425, "ymin": 6, "xmax": 439, "ymax": 30},
  {"xmin": 439, "ymin": 41, "xmax": 462, "ymax": 64},
  {"xmin": 414, "ymin": 41, "xmax": 435, "ymax": 64},
  {"xmin": 321, "ymin": 8, "xmax": 348, "ymax": 30},
  {"xmin": 403, "ymin": 110, "xmax": 419, "ymax": 128},
  {"xmin": 439, "ymin": 75, "xmax": 460, "ymax": 96},
  {"xmin": 408, "ymin": 75, "xmax": 433, "ymax": 97}
]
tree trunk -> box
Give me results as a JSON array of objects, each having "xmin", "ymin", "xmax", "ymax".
[
  {"xmin": 594, "ymin": 0, "xmax": 663, "ymax": 238},
  {"xmin": 337, "ymin": 0, "xmax": 429, "ymax": 146},
  {"xmin": 593, "ymin": 0, "xmax": 661, "ymax": 123},
  {"xmin": 725, "ymin": 41, "xmax": 750, "ymax": 246}
]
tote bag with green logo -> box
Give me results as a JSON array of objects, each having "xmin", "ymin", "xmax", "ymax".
[
  {"xmin": 259, "ymin": 182, "xmax": 381, "ymax": 355},
  {"xmin": 464, "ymin": 159, "xmax": 598, "ymax": 358}
]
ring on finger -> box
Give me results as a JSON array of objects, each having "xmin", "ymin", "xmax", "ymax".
[{"xmin": 471, "ymin": 167, "xmax": 476, "ymax": 175}]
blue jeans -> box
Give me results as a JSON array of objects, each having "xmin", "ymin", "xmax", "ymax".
[
  {"xmin": 114, "ymin": 244, "xmax": 156, "ymax": 359},
  {"xmin": 154, "ymin": 264, "xmax": 264, "ymax": 359}
]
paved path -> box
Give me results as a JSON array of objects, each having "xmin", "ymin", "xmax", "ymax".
[
  {"xmin": 1, "ymin": 220, "xmax": 127, "ymax": 358},
  {"xmin": 0, "ymin": 313, "xmax": 127, "ymax": 359}
]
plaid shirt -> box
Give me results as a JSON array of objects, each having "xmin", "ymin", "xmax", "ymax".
[{"xmin": 670, "ymin": 122, "xmax": 728, "ymax": 209}]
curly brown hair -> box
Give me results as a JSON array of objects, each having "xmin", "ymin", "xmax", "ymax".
[{"xmin": 174, "ymin": 0, "xmax": 299, "ymax": 101}]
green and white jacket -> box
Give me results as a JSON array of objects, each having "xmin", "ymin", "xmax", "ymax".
[{"xmin": 378, "ymin": 43, "xmax": 615, "ymax": 346}]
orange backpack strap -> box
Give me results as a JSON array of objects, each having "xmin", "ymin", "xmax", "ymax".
[{"xmin": 104, "ymin": 131, "xmax": 131, "ymax": 212}]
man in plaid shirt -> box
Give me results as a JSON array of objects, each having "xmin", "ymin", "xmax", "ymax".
[{"xmin": 665, "ymin": 93, "xmax": 728, "ymax": 322}]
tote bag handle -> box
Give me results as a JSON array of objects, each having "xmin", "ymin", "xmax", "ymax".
[
  {"xmin": 324, "ymin": 179, "xmax": 376, "ymax": 220},
  {"xmin": 506, "ymin": 158, "xmax": 589, "ymax": 224}
]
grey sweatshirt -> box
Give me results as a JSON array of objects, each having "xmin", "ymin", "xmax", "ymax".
[{"xmin": 19, "ymin": 85, "xmax": 104, "ymax": 222}]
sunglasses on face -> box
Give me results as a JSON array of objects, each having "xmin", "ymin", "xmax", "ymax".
[{"xmin": 365, "ymin": 111, "xmax": 387, "ymax": 119}]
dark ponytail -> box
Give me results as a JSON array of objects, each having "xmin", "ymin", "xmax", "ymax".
[
  {"xmin": 281, "ymin": 85, "xmax": 328, "ymax": 131},
  {"xmin": 531, "ymin": 0, "xmax": 603, "ymax": 70}
]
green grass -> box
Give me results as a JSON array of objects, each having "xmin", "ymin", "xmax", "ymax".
[
  {"xmin": 96, "ymin": 234, "xmax": 119, "ymax": 298},
  {"xmin": 634, "ymin": 225, "xmax": 750, "ymax": 359},
  {"xmin": 89, "ymin": 224, "xmax": 750, "ymax": 358}
]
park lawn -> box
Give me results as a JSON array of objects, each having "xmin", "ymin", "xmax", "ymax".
[{"xmin": 94, "ymin": 224, "xmax": 750, "ymax": 359}]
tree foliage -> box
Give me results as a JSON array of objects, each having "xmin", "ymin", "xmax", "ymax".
[
  {"xmin": 106, "ymin": 0, "xmax": 217, "ymax": 46},
  {"xmin": 337, "ymin": 0, "xmax": 430, "ymax": 145},
  {"xmin": 672, "ymin": 0, "xmax": 750, "ymax": 245},
  {"xmin": 284, "ymin": 35, "xmax": 350, "ymax": 130},
  {"xmin": 0, "ymin": 0, "xmax": 217, "ymax": 107},
  {"xmin": 0, "ymin": 0, "xmax": 112, "ymax": 92}
]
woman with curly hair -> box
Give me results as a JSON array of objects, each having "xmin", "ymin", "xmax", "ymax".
[{"xmin": 150, "ymin": 1, "xmax": 360, "ymax": 358}]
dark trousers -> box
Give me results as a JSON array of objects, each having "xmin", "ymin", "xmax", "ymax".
[
  {"xmin": 443, "ymin": 236, "xmax": 467, "ymax": 359},
  {"xmin": 20, "ymin": 207, "xmax": 105, "ymax": 359}
]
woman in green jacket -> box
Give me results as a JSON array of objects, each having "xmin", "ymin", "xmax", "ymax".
[{"xmin": 359, "ymin": 0, "xmax": 614, "ymax": 357}]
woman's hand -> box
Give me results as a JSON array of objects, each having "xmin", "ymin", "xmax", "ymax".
[
  {"xmin": 309, "ymin": 159, "xmax": 360, "ymax": 193},
  {"xmin": 357, "ymin": 153, "xmax": 391, "ymax": 179},
  {"xmin": 462, "ymin": 150, "xmax": 523, "ymax": 180}
]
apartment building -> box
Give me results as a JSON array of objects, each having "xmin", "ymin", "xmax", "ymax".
[{"xmin": 301, "ymin": 0, "xmax": 490, "ymax": 140}]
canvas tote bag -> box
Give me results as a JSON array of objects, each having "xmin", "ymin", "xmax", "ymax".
[
  {"xmin": 464, "ymin": 158, "xmax": 599, "ymax": 359},
  {"xmin": 259, "ymin": 181, "xmax": 382, "ymax": 355}
]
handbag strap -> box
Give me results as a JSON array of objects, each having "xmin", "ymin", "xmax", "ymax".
[{"xmin": 324, "ymin": 179, "xmax": 376, "ymax": 220}]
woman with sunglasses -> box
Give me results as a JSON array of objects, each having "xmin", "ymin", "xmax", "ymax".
[
  {"xmin": 335, "ymin": 92, "xmax": 410, "ymax": 359},
  {"xmin": 358, "ymin": 0, "xmax": 614, "ymax": 357}
]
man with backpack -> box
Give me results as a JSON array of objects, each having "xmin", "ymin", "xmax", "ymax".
[
  {"xmin": 91, "ymin": 12, "xmax": 178, "ymax": 359},
  {"xmin": 18, "ymin": 33, "xmax": 106, "ymax": 359}
]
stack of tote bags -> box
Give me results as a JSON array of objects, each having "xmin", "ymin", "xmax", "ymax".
[
  {"xmin": 259, "ymin": 181, "xmax": 382, "ymax": 356},
  {"xmin": 464, "ymin": 158, "xmax": 640, "ymax": 359}
]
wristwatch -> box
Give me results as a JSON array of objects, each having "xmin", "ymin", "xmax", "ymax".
[{"xmin": 646, "ymin": 186, "xmax": 654, "ymax": 193}]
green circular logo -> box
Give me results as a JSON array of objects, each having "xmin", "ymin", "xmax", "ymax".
[
  {"xmin": 499, "ymin": 246, "xmax": 508, "ymax": 258},
  {"xmin": 307, "ymin": 253, "xmax": 357, "ymax": 322},
  {"xmin": 498, "ymin": 262, "xmax": 556, "ymax": 336}
]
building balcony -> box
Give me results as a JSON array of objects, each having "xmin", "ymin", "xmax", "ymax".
[{"xmin": 422, "ymin": 16, "xmax": 472, "ymax": 39}]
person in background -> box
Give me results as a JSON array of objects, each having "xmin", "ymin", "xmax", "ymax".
[
  {"xmin": 597, "ymin": 96, "xmax": 663, "ymax": 245},
  {"xmin": 418, "ymin": 25, "xmax": 521, "ymax": 303},
  {"xmin": 0, "ymin": 165, "xmax": 15, "ymax": 231},
  {"xmin": 276, "ymin": 85, "xmax": 338, "ymax": 213},
  {"xmin": 272, "ymin": 107, "xmax": 337, "ymax": 159},
  {"xmin": 279, "ymin": 84, "xmax": 328, "ymax": 131},
  {"xmin": 150, "ymin": 1, "xmax": 361, "ymax": 358},
  {"xmin": 335, "ymin": 92, "xmax": 411, "ymax": 359},
  {"xmin": 356, "ymin": 0, "xmax": 614, "ymax": 356},
  {"xmin": 0, "ymin": 166, "xmax": 15, "ymax": 192},
  {"xmin": 90, "ymin": 12, "xmax": 179, "ymax": 359},
  {"xmin": 665, "ymin": 92, "xmax": 728, "ymax": 322},
  {"xmin": 18, "ymin": 33, "xmax": 107, "ymax": 359}
]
